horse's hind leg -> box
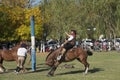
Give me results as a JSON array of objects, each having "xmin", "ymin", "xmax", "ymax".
[
  {"xmin": 77, "ymin": 57, "xmax": 89, "ymax": 74},
  {"xmin": 0, "ymin": 59, "xmax": 6, "ymax": 72}
]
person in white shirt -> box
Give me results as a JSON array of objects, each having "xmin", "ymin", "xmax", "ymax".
[
  {"xmin": 15, "ymin": 42, "xmax": 27, "ymax": 73},
  {"xmin": 57, "ymin": 30, "xmax": 76, "ymax": 61}
]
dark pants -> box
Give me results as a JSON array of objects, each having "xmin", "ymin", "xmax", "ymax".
[{"xmin": 63, "ymin": 42, "xmax": 74, "ymax": 51}]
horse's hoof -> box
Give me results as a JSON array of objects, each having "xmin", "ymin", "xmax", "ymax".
[
  {"xmin": 47, "ymin": 73, "xmax": 54, "ymax": 77},
  {"xmin": 0, "ymin": 68, "xmax": 5, "ymax": 72},
  {"xmin": 83, "ymin": 72, "xmax": 88, "ymax": 75}
]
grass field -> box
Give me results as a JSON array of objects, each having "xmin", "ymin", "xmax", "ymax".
[{"xmin": 0, "ymin": 51, "xmax": 120, "ymax": 80}]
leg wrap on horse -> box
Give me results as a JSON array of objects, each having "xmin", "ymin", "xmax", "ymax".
[
  {"xmin": 48, "ymin": 66, "xmax": 57, "ymax": 76},
  {"xmin": 51, "ymin": 66, "xmax": 57, "ymax": 71}
]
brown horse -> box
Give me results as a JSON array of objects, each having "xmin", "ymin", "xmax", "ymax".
[
  {"xmin": 0, "ymin": 44, "xmax": 20, "ymax": 72},
  {"xmin": 46, "ymin": 47, "xmax": 93, "ymax": 76},
  {"xmin": 0, "ymin": 43, "xmax": 31, "ymax": 72}
]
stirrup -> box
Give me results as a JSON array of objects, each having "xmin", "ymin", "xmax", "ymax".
[{"xmin": 57, "ymin": 55, "xmax": 62, "ymax": 60}]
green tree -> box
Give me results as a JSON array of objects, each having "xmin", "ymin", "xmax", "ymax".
[
  {"xmin": 0, "ymin": 0, "xmax": 43, "ymax": 41},
  {"xmin": 42, "ymin": 0, "xmax": 120, "ymax": 40}
]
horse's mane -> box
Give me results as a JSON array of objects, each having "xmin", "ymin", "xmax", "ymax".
[
  {"xmin": 46, "ymin": 48, "xmax": 60, "ymax": 61},
  {"xmin": 46, "ymin": 51, "xmax": 53, "ymax": 61}
]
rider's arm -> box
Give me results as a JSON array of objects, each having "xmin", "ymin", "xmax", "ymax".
[
  {"xmin": 65, "ymin": 32, "xmax": 70, "ymax": 37},
  {"xmin": 61, "ymin": 32, "xmax": 74, "ymax": 47},
  {"xmin": 61, "ymin": 35, "xmax": 74, "ymax": 47}
]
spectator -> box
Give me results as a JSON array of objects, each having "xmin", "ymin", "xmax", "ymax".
[{"xmin": 15, "ymin": 42, "xmax": 27, "ymax": 73}]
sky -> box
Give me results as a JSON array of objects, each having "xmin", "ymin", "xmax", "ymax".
[
  {"xmin": 0, "ymin": 0, "xmax": 42, "ymax": 6},
  {"xmin": 31, "ymin": 0, "xmax": 41, "ymax": 6}
]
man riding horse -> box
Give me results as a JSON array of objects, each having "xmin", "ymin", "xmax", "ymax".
[
  {"xmin": 57, "ymin": 30, "xmax": 76, "ymax": 61},
  {"xmin": 46, "ymin": 29, "xmax": 92, "ymax": 76}
]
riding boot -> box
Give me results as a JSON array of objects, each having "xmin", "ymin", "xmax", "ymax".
[
  {"xmin": 15, "ymin": 67, "xmax": 22, "ymax": 74},
  {"xmin": 61, "ymin": 48, "xmax": 66, "ymax": 56},
  {"xmin": 57, "ymin": 48, "xmax": 66, "ymax": 61},
  {"xmin": 17, "ymin": 67, "xmax": 22, "ymax": 72},
  {"xmin": 15, "ymin": 66, "xmax": 19, "ymax": 72}
]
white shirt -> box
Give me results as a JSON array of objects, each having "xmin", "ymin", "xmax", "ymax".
[
  {"xmin": 17, "ymin": 48, "xmax": 27, "ymax": 56},
  {"xmin": 68, "ymin": 35, "xmax": 74, "ymax": 41}
]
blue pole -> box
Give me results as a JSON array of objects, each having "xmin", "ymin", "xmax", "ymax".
[{"xmin": 30, "ymin": 15, "xmax": 36, "ymax": 71}]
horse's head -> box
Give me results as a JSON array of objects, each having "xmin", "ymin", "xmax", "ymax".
[{"xmin": 45, "ymin": 48, "xmax": 60, "ymax": 67}]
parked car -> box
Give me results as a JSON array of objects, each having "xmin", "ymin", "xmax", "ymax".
[
  {"xmin": 82, "ymin": 39, "xmax": 93, "ymax": 50},
  {"xmin": 83, "ymin": 39, "xmax": 93, "ymax": 46},
  {"xmin": 45, "ymin": 40, "xmax": 58, "ymax": 52}
]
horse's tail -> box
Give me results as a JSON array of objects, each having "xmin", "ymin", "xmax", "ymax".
[{"xmin": 86, "ymin": 50, "xmax": 93, "ymax": 56}]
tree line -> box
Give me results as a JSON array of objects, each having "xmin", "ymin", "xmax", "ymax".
[{"xmin": 0, "ymin": 0, "xmax": 120, "ymax": 42}]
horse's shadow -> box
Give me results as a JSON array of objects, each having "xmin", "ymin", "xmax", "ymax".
[
  {"xmin": 56, "ymin": 67, "xmax": 104, "ymax": 76},
  {"xmin": 23, "ymin": 65, "xmax": 51, "ymax": 74},
  {"xmin": 0, "ymin": 63, "xmax": 50, "ymax": 74},
  {"xmin": 24, "ymin": 68, "xmax": 50, "ymax": 74},
  {"xmin": 89, "ymin": 67, "xmax": 104, "ymax": 73}
]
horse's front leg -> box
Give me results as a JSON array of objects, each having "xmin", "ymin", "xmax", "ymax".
[
  {"xmin": 47, "ymin": 61, "xmax": 60, "ymax": 76},
  {"xmin": 47, "ymin": 66, "xmax": 57, "ymax": 76}
]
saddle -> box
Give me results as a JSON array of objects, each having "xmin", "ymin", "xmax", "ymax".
[
  {"xmin": 69, "ymin": 47, "xmax": 76, "ymax": 52},
  {"xmin": 58, "ymin": 47, "xmax": 76, "ymax": 61}
]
